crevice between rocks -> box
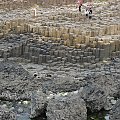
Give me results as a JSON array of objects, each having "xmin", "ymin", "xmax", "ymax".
[
  {"xmin": 31, "ymin": 103, "xmax": 47, "ymax": 120},
  {"xmin": 87, "ymin": 107, "xmax": 109, "ymax": 120}
]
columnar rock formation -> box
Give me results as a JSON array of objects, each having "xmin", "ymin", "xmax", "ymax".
[
  {"xmin": 0, "ymin": 0, "xmax": 120, "ymax": 64},
  {"xmin": 0, "ymin": 0, "xmax": 120, "ymax": 120}
]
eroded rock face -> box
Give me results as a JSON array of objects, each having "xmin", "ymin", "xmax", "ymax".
[
  {"xmin": 110, "ymin": 99, "xmax": 120, "ymax": 120},
  {"xmin": 46, "ymin": 93, "xmax": 87, "ymax": 120}
]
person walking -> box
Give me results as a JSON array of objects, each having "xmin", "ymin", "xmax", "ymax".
[
  {"xmin": 85, "ymin": 0, "xmax": 93, "ymax": 19},
  {"xmin": 77, "ymin": 0, "xmax": 83, "ymax": 12}
]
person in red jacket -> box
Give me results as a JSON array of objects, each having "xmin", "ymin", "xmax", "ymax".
[{"xmin": 77, "ymin": 0, "xmax": 83, "ymax": 12}]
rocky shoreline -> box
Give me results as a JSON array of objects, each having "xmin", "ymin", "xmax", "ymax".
[
  {"xmin": 0, "ymin": 54, "xmax": 119, "ymax": 120},
  {"xmin": 0, "ymin": 0, "xmax": 120, "ymax": 120}
]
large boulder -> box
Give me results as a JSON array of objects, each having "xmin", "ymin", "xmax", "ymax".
[
  {"xmin": 46, "ymin": 92, "xmax": 87, "ymax": 120},
  {"xmin": 88, "ymin": 74, "xmax": 119, "ymax": 97},
  {"xmin": 81, "ymin": 83, "xmax": 107, "ymax": 111},
  {"xmin": 81, "ymin": 74, "xmax": 120, "ymax": 111}
]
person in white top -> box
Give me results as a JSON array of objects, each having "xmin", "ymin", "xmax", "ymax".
[{"xmin": 85, "ymin": 0, "xmax": 93, "ymax": 19}]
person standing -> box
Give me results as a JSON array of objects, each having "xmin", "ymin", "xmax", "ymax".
[
  {"xmin": 85, "ymin": 0, "xmax": 93, "ymax": 19},
  {"xmin": 77, "ymin": 0, "xmax": 83, "ymax": 12}
]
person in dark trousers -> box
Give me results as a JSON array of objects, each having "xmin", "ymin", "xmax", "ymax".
[
  {"xmin": 88, "ymin": 0, "xmax": 93, "ymax": 19},
  {"xmin": 85, "ymin": 1, "xmax": 93, "ymax": 19},
  {"xmin": 77, "ymin": 0, "xmax": 83, "ymax": 12},
  {"xmin": 89, "ymin": 8, "xmax": 92, "ymax": 19},
  {"xmin": 89, "ymin": 8, "xmax": 92, "ymax": 14},
  {"xmin": 79, "ymin": 4, "xmax": 82, "ymax": 12},
  {"xmin": 85, "ymin": 8, "xmax": 89, "ymax": 17}
]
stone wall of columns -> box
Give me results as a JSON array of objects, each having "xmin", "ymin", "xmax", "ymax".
[{"xmin": 0, "ymin": 19, "xmax": 120, "ymax": 64}]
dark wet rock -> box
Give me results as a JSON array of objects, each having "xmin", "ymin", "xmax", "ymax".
[
  {"xmin": 0, "ymin": 106, "xmax": 16, "ymax": 120},
  {"xmin": 110, "ymin": 99, "xmax": 120, "ymax": 120},
  {"xmin": 46, "ymin": 92, "xmax": 87, "ymax": 120}
]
